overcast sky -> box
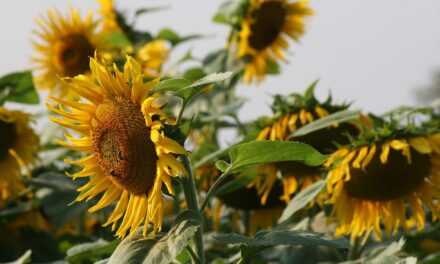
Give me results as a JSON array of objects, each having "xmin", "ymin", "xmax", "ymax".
[{"xmin": 1, "ymin": 0, "xmax": 440, "ymax": 125}]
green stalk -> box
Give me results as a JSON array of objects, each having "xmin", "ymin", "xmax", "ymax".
[
  {"xmin": 180, "ymin": 156, "xmax": 205, "ymax": 264},
  {"xmin": 199, "ymin": 168, "xmax": 231, "ymax": 213}
]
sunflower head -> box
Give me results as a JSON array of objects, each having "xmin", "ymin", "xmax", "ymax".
[
  {"xmin": 324, "ymin": 113, "xmax": 440, "ymax": 241},
  {"xmin": 48, "ymin": 54, "xmax": 189, "ymax": 238},
  {"xmin": 32, "ymin": 7, "xmax": 98, "ymax": 97},
  {"xmin": 97, "ymin": 0, "xmax": 122, "ymax": 32},
  {"xmin": 136, "ymin": 40, "xmax": 170, "ymax": 78},
  {"xmin": 232, "ymin": 0, "xmax": 313, "ymax": 83},
  {"xmin": 0, "ymin": 108, "xmax": 39, "ymax": 206},
  {"xmin": 249, "ymin": 84, "xmax": 359, "ymax": 205}
]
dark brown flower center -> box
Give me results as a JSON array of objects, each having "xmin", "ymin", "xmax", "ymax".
[
  {"xmin": 218, "ymin": 179, "xmax": 285, "ymax": 210},
  {"xmin": 248, "ymin": 1, "xmax": 287, "ymax": 51},
  {"xmin": 344, "ymin": 148, "xmax": 431, "ymax": 201},
  {"xmin": 0, "ymin": 120, "xmax": 15, "ymax": 160},
  {"xmin": 296, "ymin": 123, "xmax": 360, "ymax": 154},
  {"xmin": 54, "ymin": 33, "xmax": 94, "ymax": 77},
  {"xmin": 91, "ymin": 97, "xmax": 157, "ymax": 195}
]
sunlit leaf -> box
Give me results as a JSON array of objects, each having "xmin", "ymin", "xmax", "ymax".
[
  {"xmin": 228, "ymin": 141, "xmax": 328, "ymax": 173},
  {"xmin": 0, "ymin": 71, "xmax": 39, "ymax": 105}
]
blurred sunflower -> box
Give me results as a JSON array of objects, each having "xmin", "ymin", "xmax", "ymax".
[
  {"xmin": 325, "ymin": 133, "xmax": 440, "ymax": 241},
  {"xmin": 250, "ymin": 86, "xmax": 360, "ymax": 205},
  {"xmin": 196, "ymin": 164, "xmax": 284, "ymax": 235},
  {"xmin": 97, "ymin": 0, "xmax": 121, "ymax": 32},
  {"xmin": 47, "ymin": 55, "xmax": 188, "ymax": 238},
  {"xmin": 137, "ymin": 40, "xmax": 170, "ymax": 78},
  {"xmin": 235, "ymin": 0, "xmax": 312, "ymax": 83},
  {"xmin": 32, "ymin": 8, "xmax": 98, "ymax": 97},
  {"xmin": 0, "ymin": 108, "xmax": 39, "ymax": 206}
]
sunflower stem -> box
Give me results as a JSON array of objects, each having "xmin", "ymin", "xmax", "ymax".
[
  {"xmin": 348, "ymin": 237, "xmax": 362, "ymax": 260},
  {"xmin": 176, "ymin": 101, "xmax": 187, "ymax": 125},
  {"xmin": 199, "ymin": 168, "xmax": 231, "ymax": 213},
  {"xmin": 180, "ymin": 156, "xmax": 205, "ymax": 264}
]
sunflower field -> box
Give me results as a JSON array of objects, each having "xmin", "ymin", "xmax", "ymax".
[{"xmin": 1, "ymin": 1, "xmax": 440, "ymax": 263}]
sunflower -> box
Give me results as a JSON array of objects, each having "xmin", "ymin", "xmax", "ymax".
[
  {"xmin": 235, "ymin": 0, "xmax": 312, "ymax": 83},
  {"xmin": 250, "ymin": 90, "xmax": 360, "ymax": 205},
  {"xmin": 137, "ymin": 40, "xmax": 170, "ymax": 78},
  {"xmin": 0, "ymin": 108, "xmax": 39, "ymax": 206},
  {"xmin": 32, "ymin": 7, "xmax": 98, "ymax": 97},
  {"xmin": 325, "ymin": 134, "xmax": 440, "ymax": 241},
  {"xmin": 97, "ymin": 0, "xmax": 121, "ymax": 32},
  {"xmin": 47, "ymin": 55, "xmax": 188, "ymax": 238}
]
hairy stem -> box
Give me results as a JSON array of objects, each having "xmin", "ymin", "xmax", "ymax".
[{"xmin": 180, "ymin": 156, "xmax": 205, "ymax": 264}]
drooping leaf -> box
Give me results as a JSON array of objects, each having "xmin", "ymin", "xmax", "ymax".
[
  {"xmin": 215, "ymin": 230, "xmax": 349, "ymax": 261},
  {"xmin": 157, "ymin": 28, "xmax": 202, "ymax": 46},
  {"xmin": 228, "ymin": 141, "xmax": 328, "ymax": 173},
  {"xmin": 108, "ymin": 210, "xmax": 202, "ymax": 264},
  {"xmin": 289, "ymin": 110, "xmax": 360, "ymax": 138},
  {"xmin": 175, "ymin": 72, "xmax": 232, "ymax": 102},
  {"xmin": 278, "ymin": 180, "xmax": 326, "ymax": 223},
  {"xmin": 66, "ymin": 239, "xmax": 120, "ymax": 264},
  {"xmin": 0, "ymin": 71, "xmax": 39, "ymax": 105}
]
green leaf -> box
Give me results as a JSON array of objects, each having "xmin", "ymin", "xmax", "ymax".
[
  {"xmin": 278, "ymin": 180, "xmax": 325, "ymax": 223},
  {"xmin": 97, "ymin": 32, "xmax": 132, "ymax": 49},
  {"xmin": 175, "ymin": 72, "xmax": 232, "ymax": 102},
  {"xmin": 135, "ymin": 6, "xmax": 169, "ymax": 17},
  {"xmin": 215, "ymin": 160, "xmax": 230, "ymax": 172},
  {"xmin": 212, "ymin": 0, "xmax": 244, "ymax": 25},
  {"xmin": 108, "ymin": 210, "xmax": 202, "ymax": 264},
  {"xmin": 151, "ymin": 78, "xmax": 191, "ymax": 94},
  {"xmin": 215, "ymin": 230, "xmax": 349, "ymax": 261},
  {"xmin": 229, "ymin": 141, "xmax": 328, "ymax": 173},
  {"xmin": 157, "ymin": 28, "xmax": 202, "ymax": 46},
  {"xmin": 289, "ymin": 110, "xmax": 360, "ymax": 138},
  {"xmin": 66, "ymin": 239, "xmax": 120, "ymax": 264},
  {"xmin": 0, "ymin": 71, "xmax": 39, "ymax": 105},
  {"xmin": 183, "ymin": 68, "xmax": 206, "ymax": 82}
]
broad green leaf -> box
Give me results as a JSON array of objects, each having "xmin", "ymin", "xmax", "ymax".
[
  {"xmin": 98, "ymin": 32, "xmax": 132, "ymax": 49},
  {"xmin": 0, "ymin": 71, "xmax": 39, "ymax": 104},
  {"xmin": 278, "ymin": 180, "xmax": 326, "ymax": 223},
  {"xmin": 229, "ymin": 141, "xmax": 328, "ymax": 173},
  {"xmin": 289, "ymin": 110, "xmax": 360, "ymax": 138},
  {"xmin": 66, "ymin": 239, "xmax": 119, "ymax": 264},
  {"xmin": 108, "ymin": 210, "xmax": 201, "ymax": 264},
  {"xmin": 215, "ymin": 230, "xmax": 349, "ymax": 261},
  {"xmin": 175, "ymin": 72, "xmax": 232, "ymax": 102},
  {"xmin": 0, "ymin": 201, "xmax": 35, "ymax": 219},
  {"xmin": 157, "ymin": 28, "xmax": 202, "ymax": 46},
  {"xmin": 183, "ymin": 68, "xmax": 206, "ymax": 81},
  {"xmin": 9, "ymin": 250, "xmax": 31, "ymax": 264},
  {"xmin": 212, "ymin": 0, "xmax": 243, "ymax": 25},
  {"xmin": 151, "ymin": 79, "xmax": 191, "ymax": 94}
]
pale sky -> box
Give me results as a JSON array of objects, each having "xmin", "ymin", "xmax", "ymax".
[{"xmin": 1, "ymin": 0, "xmax": 440, "ymax": 124}]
